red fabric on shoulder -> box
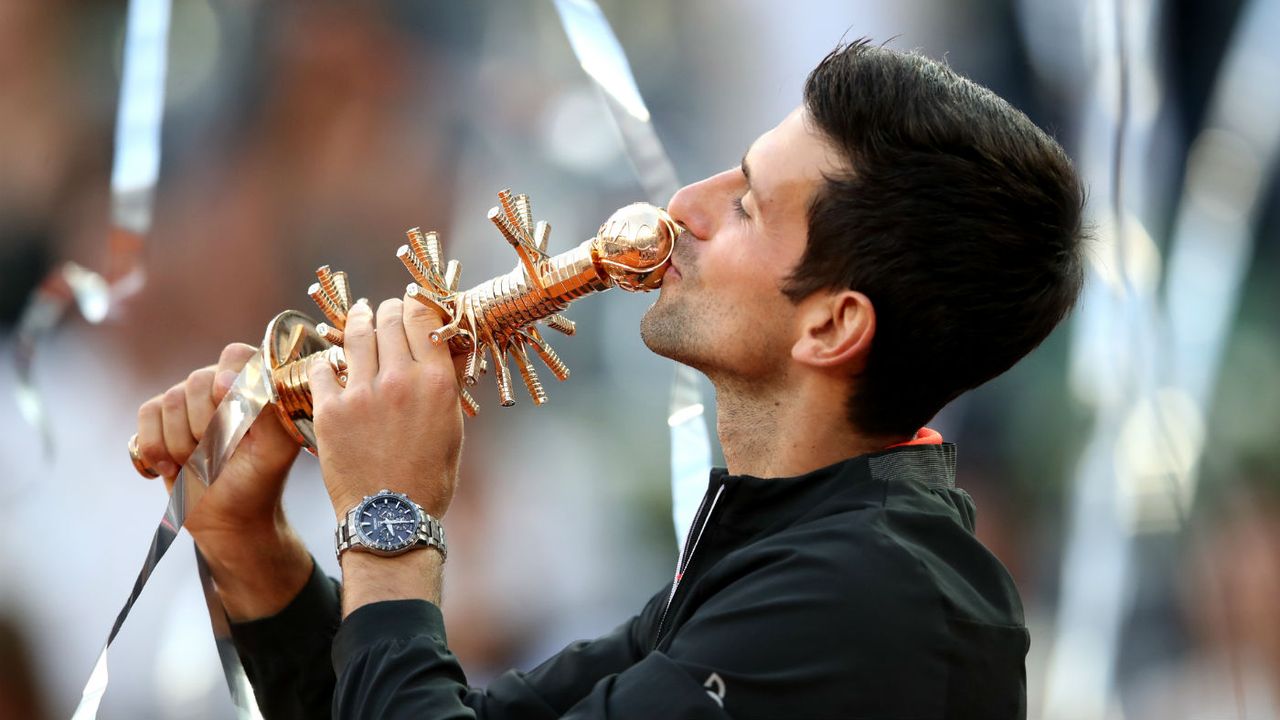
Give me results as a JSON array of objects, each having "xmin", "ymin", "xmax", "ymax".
[{"xmin": 885, "ymin": 427, "xmax": 943, "ymax": 449}]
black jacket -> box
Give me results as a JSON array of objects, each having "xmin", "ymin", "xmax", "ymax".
[{"xmin": 231, "ymin": 443, "xmax": 1029, "ymax": 719}]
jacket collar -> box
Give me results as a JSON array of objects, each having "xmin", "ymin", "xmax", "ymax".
[{"xmin": 704, "ymin": 443, "xmax": 959, "ymax": 536}]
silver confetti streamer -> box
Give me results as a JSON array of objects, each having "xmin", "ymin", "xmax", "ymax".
[
  {"xmin": 74, "ymin": 353, "xmax": 269, "ymax": 720},
  {"xmin": 15, "ymin": 0, "xmax": 169, "ymax": 454},
  {"xmin": 550, "ymin": 0, "xmax": 714, "ymax": 553}
]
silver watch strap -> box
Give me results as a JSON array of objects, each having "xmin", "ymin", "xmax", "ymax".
[{"xmin": 334, "ymin": 504, "xmax": 447, "ymax": 560}]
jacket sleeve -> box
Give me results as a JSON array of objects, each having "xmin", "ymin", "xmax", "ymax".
[
  {"xmin": 330, "ymin": 588, "xmax": 731, "ymax": 720},
  {"xmin": 330, "ymin": 530, "xmax": 951, "ymax": 720},
  {"xmin": 234, "ymin": 530, "xmax": 960, "ymax": 720},
  {"xmin": 229, "ymin": 558, "xmax": 342, "ymax": 720}
]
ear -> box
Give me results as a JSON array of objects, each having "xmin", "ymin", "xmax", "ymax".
[{"xmin": 791, "ymin": 290, "xmax": 875, "ymax": 371}]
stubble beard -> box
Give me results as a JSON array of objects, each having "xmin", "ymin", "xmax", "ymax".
[
  {"xmin": 642, "ymin": 287, "xmax": 791, "ymax": 406},
  {"xmin": 640, "ymin": 237, "xmax": 711, "ymax": 369},
  {"xmin": 638, "ymin": 242, "xmax": 785, "ymax": 383},
  {"xmin": 640, "ymin": 289, "xmax": 706, "ymax": 369}
]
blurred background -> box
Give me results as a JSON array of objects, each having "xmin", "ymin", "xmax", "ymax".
[{"xmin": 0, "ymin": 0, "xmax": 1277, "ymax": 718}]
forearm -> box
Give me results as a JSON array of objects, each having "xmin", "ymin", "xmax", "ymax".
[
  {"xmin": 333, "ymin": 550, "xmax": 470, "ymax": 720},
  {"xmin": 194, "ymin": 518, "xmax": 314, "ymax": 622},
  {"xmin": 229, "ymin": 556, "xmax": 343, "ymax": 720},
  {"xmin": 328, "ymin": 583, "xmax": 689, "ymax": 719},
  {"xmin": 339, "ymin": 550, "xmax": 443, "ymax": 618},
  {"xmin": 332, "ymin": 596, "xmax": 475, "ymax": 720}
]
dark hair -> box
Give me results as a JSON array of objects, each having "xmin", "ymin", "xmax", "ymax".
[{"xmin": 790, "ymin": 39, "xmax": 1086, "ymax": 438}]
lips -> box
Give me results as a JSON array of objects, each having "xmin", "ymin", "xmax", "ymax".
[{"xmin": 664, "ymin": 231, "xmax": 691, "ymax": 282}]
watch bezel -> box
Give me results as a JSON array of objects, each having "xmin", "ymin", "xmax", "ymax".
[{"xmin": 353, "ymin": 491, "xmax": 424, "ymax": 555}]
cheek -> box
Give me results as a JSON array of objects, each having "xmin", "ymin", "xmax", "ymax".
[{"xmin": 697, "ymin": 240, "xmax": 755, "ymax": 287}]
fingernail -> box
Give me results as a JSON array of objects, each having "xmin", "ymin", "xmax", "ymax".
[{"xmin": 156, "ymin": 461, "xmax": 178, "ymax": 477}]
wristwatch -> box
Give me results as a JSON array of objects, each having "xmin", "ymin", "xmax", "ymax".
[{"xmin": 335, "ymin": 489, "xmax": 447, "ymax": 560}]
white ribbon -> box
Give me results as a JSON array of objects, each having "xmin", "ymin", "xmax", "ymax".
[
  {"xmin": 550, "ymin": 0, "xmax": 715, "ymax": 552},
  {"xmin": 74, "ymin": 354, "xmax": 269, "ymax": 720}
]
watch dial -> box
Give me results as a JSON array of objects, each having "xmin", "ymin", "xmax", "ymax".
[{"xmin": 356, "ymin": 495, "xmax": 420, "ymax": 551}]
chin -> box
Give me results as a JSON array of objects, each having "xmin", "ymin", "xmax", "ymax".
[
  {"xmin": 638, "ymin": 314, "xmax": 673, "ymax": 358},
  {"xmin": 641, "ymin": 302, "xmax": 690, "ymax": 361}
]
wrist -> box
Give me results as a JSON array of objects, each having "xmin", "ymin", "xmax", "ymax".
[
  {"xmin": 325, "ymin": 467, "xmax": 457, "ymax": 522},
  {"xmin": 330, "ymin": 486, "xmax": 449, "ymax": 520},
  {"xmin": 335, "ymin": 489, "xmax": 447, "ymax": 562},
  {"xmin": 339, "ymin": 549, "xmax": 444, "ymax": 618},
  {"xmin": 194, "ymin": 522, "xmax": 313, "ymax": 622}
]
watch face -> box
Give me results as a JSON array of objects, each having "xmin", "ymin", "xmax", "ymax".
[{"xmin": 355, "ymin": 493, "xmax": 422, "ymax": 552}]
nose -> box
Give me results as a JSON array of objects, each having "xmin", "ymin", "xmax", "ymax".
[
  {"xmin": 665, "ymin": 181, "xmax": 706, "ymax": 241},
  {"xmin": 665, "ymin": 168, "xmax": 737, "ymax": 242}
]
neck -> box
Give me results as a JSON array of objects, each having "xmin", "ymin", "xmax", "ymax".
[{"xmin": 711, "ymin": 373, "xmax": 906, "ymax": 478}]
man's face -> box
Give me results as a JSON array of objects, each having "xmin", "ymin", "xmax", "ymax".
[{"xmin": 641, "ymin": 107, "xmax": 843, "ymax": 384}]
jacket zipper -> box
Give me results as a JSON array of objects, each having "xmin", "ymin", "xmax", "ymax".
[{"xmin": 655, "ymin": 483, "xmax": 726, "ymax": 647}]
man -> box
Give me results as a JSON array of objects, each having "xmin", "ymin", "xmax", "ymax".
[{"xmin": 134, "ymin": 40, "xmax": 1084, "ymax": 719}]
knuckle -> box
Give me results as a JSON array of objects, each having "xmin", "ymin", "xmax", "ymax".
[
  {"xmin": 137, "ymin": 435, "xmax": 167, "ymax": 462},
  {"xmin": 162, "ymin": 385, "xmax": 187, "ymax": 410},
  {"xmin": 378, "ymin": 369, "xmax": 409, "ymax": 392},
  {"xmin": 138, "ymin": 396, "xmax": 161, "ymax": 421},
  {"xmin": 380, "ymin": 375, "xmax": 418, "ymax": 408},
  {"xmin": 421, "ymin": 365, "xmax": 455, "ymax": 397},
  {"xmin": 219, "ymin": 342, "xmax": 254, "ymax": 367},
  {"xmin": 187, "ymin": 367, "xmax": 214, "ymax": 387},
  {"xmin": 404, "ymin": 299, "xmax": 443, "ymax": 325}
]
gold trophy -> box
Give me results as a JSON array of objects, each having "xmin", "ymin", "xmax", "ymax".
[{"xmin": 258, "ymin": 189, "xmax": 678, "ymax": 451}]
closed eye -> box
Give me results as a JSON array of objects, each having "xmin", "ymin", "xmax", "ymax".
[{"xmin": 731, "ymin": 195, "xmax": 750, "ymax": 219}]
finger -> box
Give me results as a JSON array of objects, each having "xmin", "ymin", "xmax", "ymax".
[
  {"xmin": 161, "ymin": 382, "xmax": 198, "ymax": 466},
  {"xmin": 375, "ymin": 298, "xmax": 412, "ymax": 368},
  {"xmin": 343, "ymin": 298, "xmax": 377, "ymax": 386},
  {"xmin": 213, "ymin": 343, "xmax": 258, "ymax": 404},
  {"xmin": 405, "ymin": 293, "xmax": 454, "ymax": 366},
  {"xmin": 307, "ymin": 354, "xmax": 343, "ymax": 407},
  {"xmin": 185, "ymin": 367, "xmax": 217, "ymax": 441},
  {"xmin": 402, "ymin": 291, "xmax": 446, "ymax": 363},
  {"xmin": 137, "ymin": 395, "xmax": 179, "ymax": 479},
  {"xmin": 128, "ymin": 434, "xmax": 159, "ymax": 478}
]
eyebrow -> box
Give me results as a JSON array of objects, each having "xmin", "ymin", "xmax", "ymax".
[{"xmin": 740, "ymin": 147, "xmax": 753, "ymax": 191}]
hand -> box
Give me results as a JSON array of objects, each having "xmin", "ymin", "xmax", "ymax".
[
  {"xmin": 134, "ymin": 342, "xmax": 311, "ymax": 619},
  {"xmin": 135, "ymin": 343, "xmax": 301, "ymax": 535},
  {"xmin": 308, "ymin": 295, "xmax": 464, "ymax": 521}
]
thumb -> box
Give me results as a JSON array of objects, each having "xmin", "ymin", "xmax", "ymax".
[{"xmin": 308, "ymin": 353, "xmax": 342, "ymax": 407}]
